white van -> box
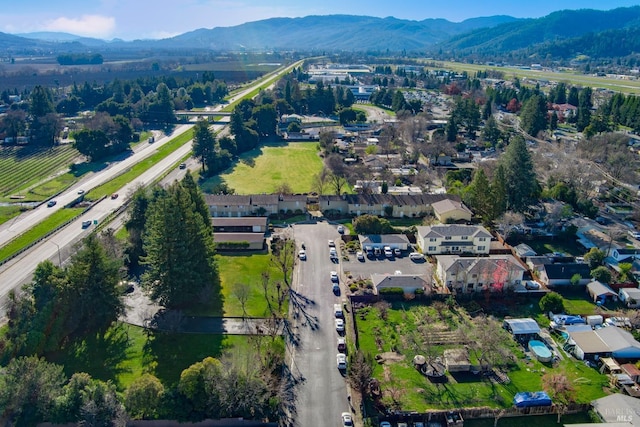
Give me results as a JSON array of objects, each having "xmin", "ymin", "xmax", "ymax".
[{"xmin": 334, "ymin": 303, "xmax": 343, "ymax": 318}]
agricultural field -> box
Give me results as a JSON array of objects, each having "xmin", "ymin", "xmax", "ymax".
[
  {"xmin": 0, "ymin": 144, "xmax": 80, "ymax": 202},
  {"xmin": 424, "ymin": 60, "xmax": 640, "ymax": 95},
  {"xmin": 202, "ymin": 142, "xmax": 323, "ymax": 194},
  {"xmin": 356, "ymin": 302, "xmax": 608, "ymax": 412}
]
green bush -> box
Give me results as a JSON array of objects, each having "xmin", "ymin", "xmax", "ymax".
[
  {"xmin": 539, "ymin": 291, "xmax": 564, "ymax": 314},
  {"xmin": 378, "ymin": 287, "xmax": 405, "ymax": 295},
  {"xmin": 216, "ymin": 241, "xmax": 250, "ymax": 250}
]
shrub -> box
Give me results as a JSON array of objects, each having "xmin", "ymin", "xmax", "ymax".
[
  {"xmin": 539, "ymin": 292, "xmax": 564, "ymax": 314},
  {"xmin": 378, "ymin": 287, "xmax": 405, "ymax": 295}
]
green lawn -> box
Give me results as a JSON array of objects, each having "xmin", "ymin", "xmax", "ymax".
[
  {"xmin": 215, "ymin": 251, "xmax": 287, "ymax": 317},
  {"xmin": 0, "ymin": 205, "xmax": 24, "ymax": 226},
  {"xmin": 0, "ymin": 208, "xmax": 84, "ymax": 262},
  {"xmin": 356, "ymin": 302, "xmax": 608, "ymax": 412},
  {"xmin": 47, "ymin": 323, "xmax": 248, "ymax": 390},
  {"xmin": 202, "ymin": 142, "xmax": 323, "ymax": 195},
  {"xmin": 508, "ymin": 237, "xmax": 585, "ymax": 257},
  {"xmin": 26, "ymin": 172, "xmax": 79, "ymax": 201}
]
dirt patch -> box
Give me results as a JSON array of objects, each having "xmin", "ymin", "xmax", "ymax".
[{"xmin": 376, "ymin": 351, "xmax": 406, "ymax": 364}]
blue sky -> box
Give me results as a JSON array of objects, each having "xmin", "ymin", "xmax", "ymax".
[{"xmin": 2, "ymin": 0, "xmax": 639, "ymax": 40}]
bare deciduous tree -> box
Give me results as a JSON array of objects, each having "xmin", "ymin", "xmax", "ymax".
[{"xmin": 232, "ymin": 282, "xmax": 251, "ymax": 318}]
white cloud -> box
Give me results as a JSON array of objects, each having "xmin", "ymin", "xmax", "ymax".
[{"xmin": 43, "ymin": 15, "xmax": 116, "ymax": 38}]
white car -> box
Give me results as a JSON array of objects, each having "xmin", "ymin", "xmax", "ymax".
[
  {"xmin": 384, "ymin": 246, "xmax": 393, "ymax": 258},
  {"xmin": 298, "ymin": 249, "xmax": 306, "ymax": 260},
  {"xmin": 330, "ymin": 271, "xmax": 339, "ymax": 282},
  {"xmin": 341, "ymin": 412, "xmax": 353, "ymax": 426},
  {"xmin": 337, "ymin": 353, "xmax": 347, "ymax": 370},
  {"xmin": 409, "ymin": 252, "xmax": 425, "ymax": 261},
  {"xmin": 337, "ymin": 225, "xmax": 345, "ymax": 234},
  {"xmin": 329, "ymin": 247, "xmax": 338, "ymax": 258},
  {"xmin": 337, "ymin": 337, "xmax": 346, "ymax": 352},
  {"xmin": 328, "ymin": 239, "xmax": 335, "ymax": 247},
  {"xmin": 356, "ymin": 251, "xmax": 365, "ymax": 261},
  {"xmin": 335, "ymin": 318, "xmax": 345, "ymax": 332},
  {"xmin": 380, "ymin": 423, "xmax": 392, "ymax": 427}
]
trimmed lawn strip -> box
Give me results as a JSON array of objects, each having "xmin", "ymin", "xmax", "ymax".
[
  {"xmin": 0, "ymin": 205, "xmax": 24, "ymax": 226},
  {"xmin": 203, "ymin": 142, "xmax": 322, "ymax": 195},
  {"xmin": 47, "ymin": 323, "xmax": 250, "ymax": 390},
  {"xmin": 26, "ymin": 172, "xmax": 79, "ymax": 201},
  {"xmin": 0, "ymin": 207, "xmax": 84, "ymax": 262},
  {"xmin": 86, "ymin": 130, "xmax": 193, "ymax": 200},
  {"xmin": 355, "ymin": 302, "xmax": 608, "ymax": 412}
]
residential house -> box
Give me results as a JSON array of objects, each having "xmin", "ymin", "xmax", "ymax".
[
  {"xmin": 277, "ymin": 194, "xmax": 307, "ymax": 214},
  {"xmin": 431, "ymin": 199, "xmax": 472, "ymax": 223},
  {"xmin": 566, "ymin": 326, "xmax": 640, "ymax": 361},
  {"xmin": 619, "ymin": 287, "xmax": 640, "ymax": 308},
  {"xmin": 513, "ymin": 243, "xmax": 537, "ymax": 259},
  {"xmin": 611, "ymin": 248, "xmax": 640, "ymax": 262},
  {"xmin": 539, "ymin": 263, "xmax": 591, "ymax": 287},
  {"xmin": 317, "ymin": 195, "xmax": 349, "ymax": 215},
  {"xmin": 436, "ymin": 254, "xmax": 526, "ymax": 294},
  {"xmin": 621, "ymin": 363, "xmax": 640, "ymax": 383},
  {"xmin": 343, "ymin": 193, "xmax": 451, "ymax": 218},
  {"xmin": 586, "ymin": 280, "xmax": 618, "ymax": 303},
  {"xmin": 416, "ymin": 224, "xmax": 492, "ymax": 255},
  {"xmin": 371, "ymin": 273, "xmax": 431, "ymax": 295},
  {"xmin": 359, "ymin": 234, "xmax": 410, "ymax": 251}
]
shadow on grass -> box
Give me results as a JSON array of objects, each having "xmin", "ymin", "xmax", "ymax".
[
  {"xmin": 70, "ymin": 161, "xmax": 108, "ymax": 177},
  {"xmin": 49, "ymin": 323, "xmax": 130, "ymax": 383},
  {"xmin": 142, "ymin": 330, "xmax": 228, "ymax": 386}
]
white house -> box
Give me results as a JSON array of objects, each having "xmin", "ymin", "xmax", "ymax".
[
  {"xmin": 359, "ymin": 234, "xmax": 410, "ymax": 251},
  {"xmin": 436, "ymin": 254, "xmax": 526, "ymax": 294},
  {"xmin": 416, "ymin": 225, "xmax": 492, "ymax": 255}
]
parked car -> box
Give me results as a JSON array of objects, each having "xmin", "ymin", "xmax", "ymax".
[
  {"xmin": 356, "ymin": 251, "xmax": 365, "ymax": 261},
  {"xmin": 330, "ymin": 271, "xmax": 339, "ymax": 282},
  {"xmin": 409, "ymin": 252, "xmax": 425, "ymax": 261},
  {"xmin": 333, "ymin": 283, "xmax": 340, "ymax": 294},
  {"xmin": 394, "ymin": 248, "xmax": 402, "ymax": 257},
  {"xmin": 179, "ymin": 163, "xmax": 187, "ymax": 169},
  {"xmin": 337, "ymin": 337, "xmax": 346, "ymax": 352},
  {"xmin": 337, "ymin": 225, "xmax": 344, "ymax": 234},
  {"xmin": 298, "ymin": 249, "xmax": 307, "ymax": 260},
  {"xmin": 629, "ymin": 230, "xmax": 640, "ymax": 240},
  {"xmin": 341, "ymin": 412, "xmax": 353, "ymax": 426},
  {"xmin": 380, "ymin": 423, "xmax": 392, "ymax": 427},
  {"xmin": 384, "ymin": 246, "xmax": 393, "ymax": 258},
  {"xmin": 47, "ymin": 200, "xmax": 57, "ymax": 207},
  {"xmin": 335, "ymin": 318, "xmax": 345, "ymax": 332},
  {"xmin": 328, "ymin": 239, "xmax": 335, "ymax": 247},
  {"xmin": 337, "ymin": 353, "xmax": 347, "ymax": 370}
]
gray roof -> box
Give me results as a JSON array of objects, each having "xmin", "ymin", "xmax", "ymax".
[
  {"xmin": 503, "ymin": 318, "xmax": 540, "ymax": 335},
  {"xmin": 621, "ymin": 288, "xmax": 640, "ymax": 298},
  {"xmin": 431, "ymin": 198, "xmax": 471, "ymax": 215},
  {"xmin": 437, "ymin": 255, "xmax": 526, "ymax": 275},
  {"xmin": 371, "ymin": 273, "xmax": 429, "ymax": 288},
  {"xmin": 587, "ymin": 281, "xmax": 617, "ymax": 297},
  {"xmin": 592, "ymin": 394, "xmax": 640, "ymax": 426},
  {"xmin": 416, "ymin": 224, "xmax": 492, "ymax": 239}
]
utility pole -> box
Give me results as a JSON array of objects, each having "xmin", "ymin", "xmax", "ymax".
[{"xmin": 51, "ymin": 241, "xmax": 62, "ymax": 266}]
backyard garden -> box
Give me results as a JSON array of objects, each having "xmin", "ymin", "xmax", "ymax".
[{"xmin": 354, "ymin": 301, "xmax": 609, "ymax": 413}]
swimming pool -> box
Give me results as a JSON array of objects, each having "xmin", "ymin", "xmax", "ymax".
[{"xmin": 529, "ymin": 340, "xmax": 553, "ymax": 363}]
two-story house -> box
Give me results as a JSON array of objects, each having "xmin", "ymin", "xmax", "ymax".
[
  {"xmin": 415, "ymin": 225, "xmax": 492, "ymax": 255},
  {"xmin": 436, "ymin": 254, "xmax": 526, "ymax": 294}
]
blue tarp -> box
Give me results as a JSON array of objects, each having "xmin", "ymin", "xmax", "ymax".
[
  {"xmin": 513, "ymin": 391, "xmax": 553, "ymax": 408},
  {"xmin": 552, "ymin": 314, "xmax": 585, "ymax": 325}
]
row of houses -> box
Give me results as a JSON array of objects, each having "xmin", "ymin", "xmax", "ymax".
[{"xmin": 205, "ymin": 193, "xmax": 471, "ymax": 221}]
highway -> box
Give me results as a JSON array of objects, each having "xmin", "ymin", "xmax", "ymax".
[{"xmin": 0, "ymin": 60, "xmax": 302, "ymax": 310}]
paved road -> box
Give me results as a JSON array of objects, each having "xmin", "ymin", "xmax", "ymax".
[{"xmin": 290, "ymin": 222, "xmax": 351, "ymax": 427}]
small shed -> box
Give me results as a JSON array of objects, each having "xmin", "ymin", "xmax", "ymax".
[
  {"xmin": 619, "ymin": 287, "xmax": 640, "ymax": 308},
  {"xmin": 503, "ymin": 318, "xmax": 541, "ymax": 337},
  {"xmin": 599, "ymin": 357, "xmax": 622, "ymax": 375},
  {"xmin": 587, "ymin": 280, "xmax": 618, "ymax": 303},
  {"xmin": 443, "ymin": 348, "xmax": 471, "ymax": 372}
]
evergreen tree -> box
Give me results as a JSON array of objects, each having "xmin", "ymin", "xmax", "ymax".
[
  {"xmin": 576, "ymin": 87, "xmax": 593, "ymax": 132},
  {"xmin": 500, "ymin": 136, "xmax": 540, "ymax": 212},
  {"xmin": 142, "ymin": 178, "xmax": 219, "ymax": 309},
  {"xmin": 481, "ymin": 116, "xmax": 501, "ymax": 147},
  {"xmin": 445, "ymin": 117, "xmax": 458, "ymax": 142},
  {"xmin": 520, "ymin": 94, "xmax": 548, "ymax": 137},
  {"xmin": 192, "ymin": 119, "xmax": 216, "ymax": 175},
  {"xmin": 491, "ymin": 163, "xmax": 508, "ymax": 219},
  {"xmin": 464, "ymin": 169, "xmax": 495, "ymax": 223}
]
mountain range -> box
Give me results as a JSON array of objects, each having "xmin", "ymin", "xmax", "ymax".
[{"xmin": 4, "ymin": 6, "xmax": 640, "ymax": 59}]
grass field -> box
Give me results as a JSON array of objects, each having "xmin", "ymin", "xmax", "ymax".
[
  {"xmin": 0, "ymin": 144, "xmax": 80, "ymax": 201},
  {"xmin": 47, "ymin": 323, "xmax": 250, "ymax": 390},
  {"xmin": 202, "ymin": 142, "xmax": 323, "ymax": 194},
  {"xmin": 424, "ymin": 60, "xmax": 640, "ymax": 95},
  {"xmin": 0, "ymin": 207, "xmax": 84, "ymax": 262},
  {"xmin": 356, "ymin": 302, "xmax": 608, "ymax": 412},
  {"xmin": 0, "ymin": 205, "xmax": 25, "ymax": 226}
]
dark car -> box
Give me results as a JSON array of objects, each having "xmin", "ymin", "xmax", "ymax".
[{"xmin": 47, "ymin": 200, "xmax": 57, "ymax": 207}]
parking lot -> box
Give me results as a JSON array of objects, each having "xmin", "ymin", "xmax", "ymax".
[{"xmin": 339, "ymin": 248, "xmax": 432, "ymax": 281}]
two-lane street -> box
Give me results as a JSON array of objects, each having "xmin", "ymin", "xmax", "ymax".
[{"xmin": 292, "ymin": 222, "xmax": 350, "ymax": 427}]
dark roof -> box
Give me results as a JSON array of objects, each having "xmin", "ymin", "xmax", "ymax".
[
  {"xmin": 212, "ymin": 217, "xmax": 268, "ymax": 227},
  {"xmin": 615, "ymin": 248, "xmax": 640, "ymax": 255},
  {"xmin": 417, "ymin": 224, "xmax": 492, "ymax": 239},
  {"xmin": 205, "ymin": 194, "xmax": 251, "ymax": 206},
  {"xmin": 343, "ymin": 193, "xmax": 454, "ymax": 207},
  {"xmin": 543, "ymin": 263, "xmax": 591, "ymax": 280},
  {"xmin": 359, "ymin": 234, "xmax": 410, "ymax": 245}
]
